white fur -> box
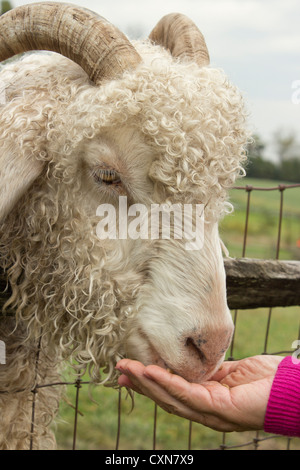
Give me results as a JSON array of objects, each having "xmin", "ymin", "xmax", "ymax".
[{"xmin": 0, "ymin": 37, "xmax": 249, "ymax": 449}]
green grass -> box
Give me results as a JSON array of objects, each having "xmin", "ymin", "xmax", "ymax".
[
  {"xmin": 54, "ymin": 177, "xmax": 300, "ymax": 450},
  {"xmin": 220, "ymin": 177, "xmax": 300, "ymax": 260},
  {"xmin": 54, "ymin": 308, "xmax": 300, "ymax": 450}
]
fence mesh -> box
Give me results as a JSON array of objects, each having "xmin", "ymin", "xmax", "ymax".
[
  {"xmin": 215, "ymin": 182, "xmax": 300, "ymax": 450},
  {"xmin": 2, "ymin": 182, "xmax": 300, "ymax": 450}
]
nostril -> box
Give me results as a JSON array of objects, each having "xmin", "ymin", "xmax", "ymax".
[{"xmin": 185, "ymin": 337, "xmax": 206, "ymax": 363}]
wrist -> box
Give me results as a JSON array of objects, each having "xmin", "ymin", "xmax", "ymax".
[{"xmin": 264, "ymin": 356, "xmax": 300, "ymax": 437}]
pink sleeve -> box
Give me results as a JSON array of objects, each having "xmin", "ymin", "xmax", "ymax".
[{"xmin": 264, "ymin": 356, "xmax": 300, "ymax": 437}]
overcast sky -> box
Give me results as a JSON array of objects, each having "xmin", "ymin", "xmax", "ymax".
[{"xmin": 6, "ymin": 0, "xmax": 300, "ymax": 160}]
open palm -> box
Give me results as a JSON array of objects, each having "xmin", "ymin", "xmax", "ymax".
[{"xmin": 116, "ymin": 355, "xmax": 283, "ymax": 432}]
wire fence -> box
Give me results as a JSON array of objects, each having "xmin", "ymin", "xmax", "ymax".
[
  {"xmin": 1, "ymin": 182, "xmax": 300, "ymax": 450},
  {"xmin": 56, "ymin": 181, "xmax": 300, "ymax": 450},
  {"xmin": 216, "ymin": 182, "xmax": 300, "ymax": 450}
]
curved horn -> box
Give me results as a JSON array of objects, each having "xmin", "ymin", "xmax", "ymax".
[
  {"xmin": 149, "ymin": 13, "xmax": 209, "ymax": 67},
  {"xmin": 0, "ymin": 2, "xmax": 142, "ymax": 84}
]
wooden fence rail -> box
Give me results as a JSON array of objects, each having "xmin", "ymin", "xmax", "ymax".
[
  {"xmin": 225, "ymin": 258, "xmax": 300, "ymax": 309},
  {"xmin": 1, "ymin": 258, "xmax": 300, "ymax": 313}
]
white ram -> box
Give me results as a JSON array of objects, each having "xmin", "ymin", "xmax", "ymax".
[{"xmin": 0, "ymin": 3, "xmax": 248, "ymax": 449}]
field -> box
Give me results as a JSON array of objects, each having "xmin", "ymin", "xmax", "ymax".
[
  {"xmin": 54, "ymin": 177, "xmax": 300, "ymax": 450},
  {"xmin": 220, "ymin": 177, "xmax": 300, "ymax": 260}
]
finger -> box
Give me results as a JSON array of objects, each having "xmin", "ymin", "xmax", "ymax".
[
  {"xmin": 210, "ymin": 360, "xmax": 242, "ymax": 382},
  {"xmin": 116, "ymin": 360, "xmax": 247, "ymax": 432},
  {"xmin": 119, "ymin": 366, "xmax": 243, "ymax": 431},
  {"xmin": 118, "ymin": 374, "xmax": 144, "ymax": 395},
  {"xmin": 143, "ymin": 364, "xmax": 232, "ymax": 416},
  {"xmin": 213, "ymin": 356, "xmax": 283, "ymax": 387},
  {"xmin": 116, "ymin": 358, "xmax": 147, "ymax": 377},
  {"xmin": 211, "ymin": 357, "xmax": 264, "ymax": 386},
  {"xmin": 116, "ymin": 359, "xmax": 148, "ymax": 394},
  {"xmin": 117, "ymin": 361, "xmax": 177, "ymax": 403},
  {"xmin": 118, "ymin": 360, "xmax": 238, "ymax": 421},
  {"xmin": 117, "ymin": 361, "xmax": 204, "ymax": 417},
  {"xmin": 116, "ymin": 360, "xmax": 177, "ymax": 401},
  {"xmin": 120, "ymin": 361, "xmax": 232, "ymax": 417}
]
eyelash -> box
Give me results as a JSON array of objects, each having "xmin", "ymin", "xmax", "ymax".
[{"xmin": 93, "ymin": 168, "xmax": 121, "ymax": 185}]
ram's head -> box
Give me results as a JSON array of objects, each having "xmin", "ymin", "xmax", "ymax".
[{"xmin": 0, "ymin": 3, "xmax": 248, "ymax": 385}]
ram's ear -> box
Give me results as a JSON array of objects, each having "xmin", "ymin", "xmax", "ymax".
[{"xmin": 0, "ymin": 143, "xmax": 44, "ymax": 223}]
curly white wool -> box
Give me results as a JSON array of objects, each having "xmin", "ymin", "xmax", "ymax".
[
  {"xmin": 0, "ymin": 43, "xmax": 249, "ymax": 381},
  {"xmin": 0, "ymin": 41, "xmax": 249, "ymax": 449}
]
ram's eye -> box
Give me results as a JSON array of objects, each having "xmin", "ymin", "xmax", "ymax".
[{"xmin": 93, "ymin": 168, "xmax": 121, "ymax": 185}]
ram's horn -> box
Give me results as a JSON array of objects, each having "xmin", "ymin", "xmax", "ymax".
[
  {"xmin": 0, "ymin": 2, "xmax": 142, "ymax": 84},
  {"xmin": 149, "ymin": 13, "xmax": 210, "ymax": 67}
]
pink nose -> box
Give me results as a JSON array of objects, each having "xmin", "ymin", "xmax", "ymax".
[{"xmin": 181, "ymin": 326, "xmax": 234, "ymax": 381}]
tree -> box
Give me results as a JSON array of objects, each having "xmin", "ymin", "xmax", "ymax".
[
  {"xmin": 245, "ymin": 134, "xmax": 279, "ymax": 179},
  {"xmin": 0, "ymin": 1, "xmax": 13, "ymax": 15},
  {"xmin": 279, "ymin": 158, "xmax": 300, "ymax": 183},
  {"xmin": 273, "ymin": 128, "xmax": 300, "ymax": 163},
  {"xmin": 245, "ymin": 132, "xmax": 300, "ymax": 183},
  {"xmin": 246, "ymin": 134, "xmax": 265, "ymax": 160}
]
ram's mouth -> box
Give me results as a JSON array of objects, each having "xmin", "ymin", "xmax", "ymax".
[{"xmin": 137, "ymin": 328, "xmax": 177, "ymax": 375}]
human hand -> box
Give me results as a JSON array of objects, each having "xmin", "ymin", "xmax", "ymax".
[{"xmin": 116, "ymin": 355, "xmax": 283, "ymax": 432}]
